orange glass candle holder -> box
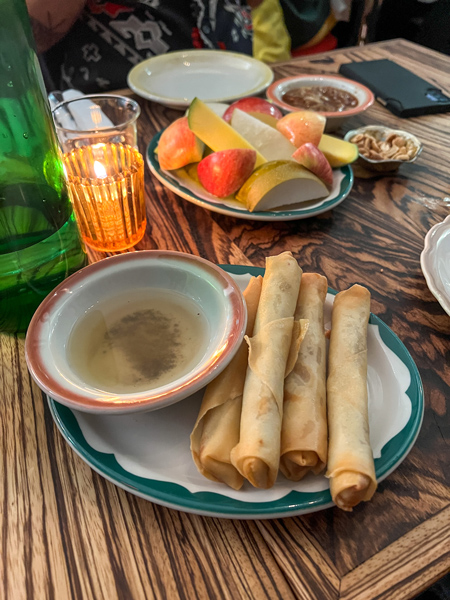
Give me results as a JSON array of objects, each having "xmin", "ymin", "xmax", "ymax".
[{"xmin": 63, "ymin": 142, "xmax": 146, "ymax": 252}]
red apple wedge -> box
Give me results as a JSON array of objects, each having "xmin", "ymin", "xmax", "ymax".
[
  {"xmin": 292, "ymin": 143, "xmax": 333, "ymax": 187},
  {"xmin": 223, "ymin": 97, "xmax": 283, "ymax": 123},
  {"xmin": 157, "ymin": 116, "xmax": 204, "ymax": 170},
  {"xmin": 277, "ymin": 111, "xmax": 326, "ymax": 148},
  {"xmin": 197, "ymin": 148, "xmax": 257, "ymax": 198}
]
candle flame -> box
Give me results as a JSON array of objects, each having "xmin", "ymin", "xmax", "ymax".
[{"xmin": 93, "ymin": 160, "xmax": 108, "ymax": 179}]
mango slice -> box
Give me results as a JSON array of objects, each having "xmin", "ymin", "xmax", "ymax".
[
  {"xmin": 318, "ymin": 134, "xmax": 358, "ymax": 167},
  {"xmin": 187, "ymin": 98, "xmax": 266, "ymax": 168},
  {"xmin": 248, "ymin": 112, "xmax": 279, "ymax": 128}
]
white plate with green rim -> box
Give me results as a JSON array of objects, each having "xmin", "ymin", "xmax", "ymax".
[
  {"xmin": 146, "ymin": 131, "xmax": 354, "ymax": 221},
  {"xmin": 48, "ymin": 266, "xmax": 424, "ymax": 519},
  {"xmin": 127, "ymin": 50, "xmax": 274, "ymax": 110}
]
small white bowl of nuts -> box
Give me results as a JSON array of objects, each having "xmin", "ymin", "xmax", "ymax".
[{"xmin": 344, "ymin": 125, "xmax": 423, "ymax": 173}]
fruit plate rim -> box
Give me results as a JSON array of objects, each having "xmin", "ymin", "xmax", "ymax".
[
  {"xmin": 146, "ymin": 130, "xmax": 354, "ymax": 221},
  {"xmin": 47, "ymin": 265, "xmax": 424, "ymax": 519}
]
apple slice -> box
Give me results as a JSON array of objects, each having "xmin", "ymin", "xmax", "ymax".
[
  {"xmin": 223, "ymin": 97, "xmax": 283, "ymax": 123},
  {"xmin": 318, "ymin": 134, "xmax": 359, "ymax": 167},
  {"xmin": 197, "ymin": 149, "xmax": 257, "ymax": 198},
  {"xmin": 276, "ymin": 111, "xmax": 326, "ymax": 148},
  {"xmin": 236, "ymin": 160, "xmax": 329, "ymax": 212},
  {"xmin": 187, "ymin": 98, "xmax": 266, "ymax": 168},
  {"xmin": 230, "ymin": 109, "xmax": 297, "ymax": 162},
  {"xmin": 292, "ymin": 143, "xmax": 333, "ymax": 187},
  {"xmin": 157, "ymin": 116, "xmax": 204, "ymax": 170}
]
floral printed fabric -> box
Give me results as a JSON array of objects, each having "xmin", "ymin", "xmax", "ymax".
[{"xmin": 43, "ymin": 0, "xmax": 253, "ymax": 93}]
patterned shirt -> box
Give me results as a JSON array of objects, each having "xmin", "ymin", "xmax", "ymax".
[{"xmin": 43, "ymin": 0, "xmax": 254, "ymax": 93}]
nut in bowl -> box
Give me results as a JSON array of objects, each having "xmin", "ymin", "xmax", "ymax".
[
  {"xmin": 344, "ymin": 125, "xmax": 423, "ymax": 173},
  {"xmin": 25, "ymin": 251, "xmax": 247, "ymax": 415},
  {"xmin": 266, "ymin": 75, "xmax": 374, "ymax": 132}
]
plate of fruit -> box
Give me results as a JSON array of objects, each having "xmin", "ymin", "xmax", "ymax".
[{"xmin": 146, "ymin": 97, "xmax": 358, "ymax": 221}]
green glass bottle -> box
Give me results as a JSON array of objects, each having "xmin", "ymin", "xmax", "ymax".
[{"xmin": 0, "ymin": 0, "xmax": 86, "ymax": 333}]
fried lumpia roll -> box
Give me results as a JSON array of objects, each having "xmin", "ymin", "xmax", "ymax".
[
  {"xmin": 280, "ymin": 273, "xmax": 328, "ymax": 481},
  {"xmin": 230, "ymin": 252, "xmax": 302, "ymax": 489},
  {"xmin": 326, "ymin": 284, "xmax": 377, "ymax": 511},
  {"xmin": 190, "ymin": 276, "xmax": 263, "ymax": 490}
]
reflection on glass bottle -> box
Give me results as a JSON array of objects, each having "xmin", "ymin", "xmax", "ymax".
[{"xmin": 0, "ymin": 0, "xmax": 86, "ymax": 333}]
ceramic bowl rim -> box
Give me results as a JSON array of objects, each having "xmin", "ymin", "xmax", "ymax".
[
  {"xmin": 266, "ymin": 74, "xmax": 374, "ymax": 117},
  {"xmin": 25, "ymin": 251, "xmax": 247, "ymax": 414}
]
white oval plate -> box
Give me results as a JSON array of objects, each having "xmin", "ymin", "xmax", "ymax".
[
  {"xmin": 127, "ymin": 50, "xmax": 274, "ymax": 109},
  {"xmin": 147, "ymin": 130, "xmax": 354, "ymax": 221},
  {"xmin": 421, "ymin": 214, "xmax": 450, "ymax": 316},
  {"xmin": 48, "ymin": 267, "xmax": 424, "ymax": 519}
]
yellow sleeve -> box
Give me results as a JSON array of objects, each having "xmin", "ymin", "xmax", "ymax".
[
  {"xmin": 299, "ymin": 13, "xmax": 337, "ymax": 49},
  {"xmin": 252, "ymin": 0, "xmax": 291, "ymax": 63}
]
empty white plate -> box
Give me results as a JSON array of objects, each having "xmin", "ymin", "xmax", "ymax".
[
  {"xmin": 421, "ymin": 214, "xmax": 450, "ymax": 316},
  {"xmin": 127, "ymin": 49, "xmax": 274, "ymax": 109}
]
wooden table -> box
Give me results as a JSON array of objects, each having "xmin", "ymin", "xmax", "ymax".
[{"xmin": 2, "ymin": 39, "xmax": 449, "ymax": 600}]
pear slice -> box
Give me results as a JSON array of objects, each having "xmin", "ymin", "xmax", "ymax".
[
  {"xmin": 230, "ymin": 109, "xmax": 296, "ymax": 162},
  {"xmin": 187, "ymin": 98, "xmax": 266, "ymax": 168},
  {"xmin": 236, "ymin": 160, "xmax": 329, "ymax": 212}
]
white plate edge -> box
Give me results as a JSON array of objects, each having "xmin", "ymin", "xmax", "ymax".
[
  {"xmin": 420, "ymin": 214, "xmax": 450, "ymax": 316},
  {"xmin": 127, "ymin": 50, "xmax": 274, "ymax": 108}
]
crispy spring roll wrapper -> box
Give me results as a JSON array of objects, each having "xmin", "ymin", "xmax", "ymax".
[
  {"xmin": 230, "ymin": 252, "xmax": 302, "ymax": 489},
  {"xmin": 326, "ymin": 284, "xmax": 377, "ymax": 511},
  {"xmin": 280, "ymin": 273, "xmax": 328, "ymax": 481},
  {"xmin": 190, "ymin": 276, "xmax": 263, "ymax": 490}
]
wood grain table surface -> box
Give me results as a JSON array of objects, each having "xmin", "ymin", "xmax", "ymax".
[{"xmin": 1, "ymin": 39, "xmax": 449, "ymax": 600}]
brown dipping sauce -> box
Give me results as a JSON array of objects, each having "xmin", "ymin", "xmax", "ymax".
[{"xmin": 281, "ymin": 85, "xmax": 359, "ymax": 113}]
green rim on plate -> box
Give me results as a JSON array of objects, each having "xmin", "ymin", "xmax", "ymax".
[
  {"xmin": 146, "ymin": 130, "xmax": 354, "ymax": 221},
  {"xmin": 48, "ymin": 265, "xmax": 424, "ymax": 518}
]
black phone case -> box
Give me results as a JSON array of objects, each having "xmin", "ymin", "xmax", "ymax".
[{"xmin": 339, "ymin": 59, "xmax": 450, "ymax": 118}]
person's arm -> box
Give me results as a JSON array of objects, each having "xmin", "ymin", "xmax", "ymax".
[{"xmin": 26, "ymin": 0, "xmax": 86, "ymax": 53}]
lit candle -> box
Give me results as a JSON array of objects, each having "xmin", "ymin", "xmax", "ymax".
[
  {"xmin": 93, "ymin": 160, "xmax": 108, "ymax": 179},
  {"xmin": 63, "ymin": 142, "xmax": 146, "ymax": 252}
]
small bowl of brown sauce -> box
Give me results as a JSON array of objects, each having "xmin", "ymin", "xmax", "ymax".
[
  {"xmin": 344, "ymin": 125, "xmax": 423, "ymax": 173},
  {"xmin": 266, "ymin": 75, "xmax": 374, "ymax": 132}
]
